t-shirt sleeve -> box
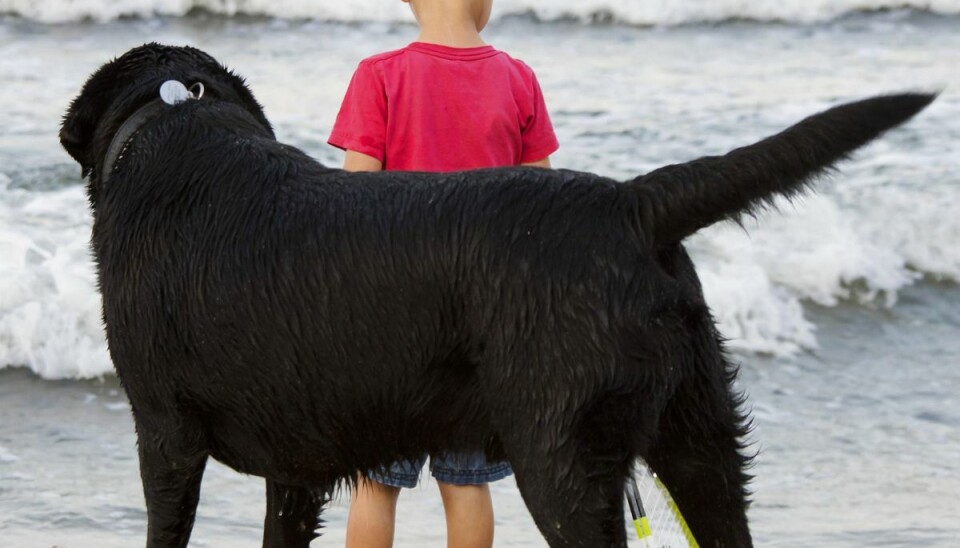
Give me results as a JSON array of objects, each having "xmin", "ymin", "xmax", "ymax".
[
  {"xmin": 519, "ymin": 72, "xmax": 559, "ymax": 164},
  {"xmin": 327, "ymin": 61, "xmax": 388, "ymax": 162}
]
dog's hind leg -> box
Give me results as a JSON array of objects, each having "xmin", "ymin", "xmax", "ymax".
[
  {"xmin": 262, "ymin": 480, "xmax": 327, "ymax": 548},
  {"xmin": 644, "ymin": 331, "xmax": 754, "ymax": 547},
  {"xmin": 490, "ymin": 381, "xmax": 634, "ymax": 547},
  {"xmin": 507, "ymin": 440, "xmax": 631, "ymax": 546},
  {"xmin": 137, "ymin": 438, "xmax": 208, "ymax": 548}
]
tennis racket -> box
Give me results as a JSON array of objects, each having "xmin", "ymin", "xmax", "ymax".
[{"xmin": 626, "ymin": 465, "xmax": 700, "ymax": 548}]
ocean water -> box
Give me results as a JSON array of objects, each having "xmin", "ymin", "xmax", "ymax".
[{"xmin": 1, "ymin": 1, "xmax": 958, "ymax": 546}]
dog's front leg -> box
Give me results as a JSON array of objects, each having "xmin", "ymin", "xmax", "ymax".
[
  {"xmin": 262, "ymin": 479, "xmax": 326, "ymax": 548},
  {"xmin": 137, "ymin": 435, "xmax": 208, "ymax": 548}
]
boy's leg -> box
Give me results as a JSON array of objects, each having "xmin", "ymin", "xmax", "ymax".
[
  {"xmin": 346, "ymin": 476, "xmax": 402, "ymax": 548},
  {"xmin": 346, "ymin": 458, "xmax": 423, "ymax": 548},
  {"xmin": 431, "ymin": 452, "xmax": 511, "ymax": 548},
  {"xmin": 437, "ymin": 481, "xmax": 494, "ymax": 548}
]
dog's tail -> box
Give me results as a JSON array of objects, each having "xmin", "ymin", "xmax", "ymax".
[{"xmin": 631, "ymin": 93, "xmax": 936, "ymax": 245}]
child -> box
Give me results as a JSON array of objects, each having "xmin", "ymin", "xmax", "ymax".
[{"xmin": 327, "ymin": 0, "xmax": 558, "ymax": 546}]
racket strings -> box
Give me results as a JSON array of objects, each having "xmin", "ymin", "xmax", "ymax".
[{"xmin": 633, "ymin": 467, "xmax": 697, "ymax": 548}]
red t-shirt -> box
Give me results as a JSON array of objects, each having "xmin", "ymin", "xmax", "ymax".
[{"xmin": 328, "ymin": 42, "xmax": 559, "ymax": 172}]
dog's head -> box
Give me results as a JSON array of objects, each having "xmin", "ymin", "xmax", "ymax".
[{"xmin": 60, "ymin": 43, "xmax": 273, "ymax": 185}]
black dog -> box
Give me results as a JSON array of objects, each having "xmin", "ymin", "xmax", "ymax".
[{"xmin": 60, "ymin": 43, "xmax": 933, "ymax": 548}]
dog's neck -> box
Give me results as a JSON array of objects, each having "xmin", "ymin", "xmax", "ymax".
[
  {"xmin": 101, "ymin": 99, "xmax": 167, "ymax": 185},
  {"xmin": 101, "ymin": 80, "xmax": 205, "ymax": 185}
]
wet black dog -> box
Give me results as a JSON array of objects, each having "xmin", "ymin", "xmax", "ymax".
[{"xmin": 60, "ymin": 43, "xmax": 933, "ymax": 547}]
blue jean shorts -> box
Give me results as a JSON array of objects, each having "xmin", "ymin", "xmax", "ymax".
[{"xmin": 369, "ymin": 452, "xmax": 512, "ymax": 488}]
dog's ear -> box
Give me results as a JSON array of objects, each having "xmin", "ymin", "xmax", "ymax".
[
  {"xmin": 60, "ymin": 106, "xmax": 93, "ymax": 177},
  {"xmin": 59, "ymin": 83, "xmax": 108, "ymax": 178},
  {"xmin": 60, "ymin": 52, "xmax": 125, "ymax": 178}
]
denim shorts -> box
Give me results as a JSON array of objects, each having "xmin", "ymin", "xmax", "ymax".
[{"xmin": 369, "ymin": 452, "xmax": 513, "ymax": 488}]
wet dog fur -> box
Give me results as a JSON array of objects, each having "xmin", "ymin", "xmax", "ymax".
[{"xmin": 60, "ymin": 43, "xmax": 934, "ymax": 547}]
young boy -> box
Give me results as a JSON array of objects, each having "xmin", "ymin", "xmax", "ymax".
[{"xmin": 327, "ymin": 0, "xmax": 558, "ymax": 546}]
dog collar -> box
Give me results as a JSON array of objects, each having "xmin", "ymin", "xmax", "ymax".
[{"xmin": 101, "ymin": 80, "xmax": 205, "ymax": 184}]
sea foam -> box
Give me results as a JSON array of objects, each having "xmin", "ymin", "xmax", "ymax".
[{"xmin": 0, "ymin": 176, "xmax": 111, "ymax": 379}]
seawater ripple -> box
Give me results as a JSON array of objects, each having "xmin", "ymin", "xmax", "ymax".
[{"xmin": 1, "ymin": 0, "xmax": 960, "ymax": 25}]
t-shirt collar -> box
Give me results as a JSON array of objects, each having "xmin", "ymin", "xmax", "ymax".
[{"xmin": 406, "ymin": 41, "xmax": 499, "ymax": 61}]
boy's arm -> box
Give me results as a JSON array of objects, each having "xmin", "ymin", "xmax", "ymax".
[
  {"xmin": 343, "ymin": 150, "xmax": 383, "ymax": 172},
  {"xmin": 330, "ymin": 60, "xmax": 387, "ymax": 172},
  {"xmin": 522, "ymin": 156, "xmax": 551, "ymax": 169}
]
